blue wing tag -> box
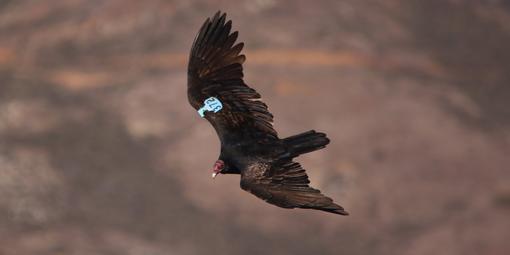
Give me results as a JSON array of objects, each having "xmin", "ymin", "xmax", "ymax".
[{"xmin": 198, "ymin": 97, "xmax": 223, "ymax": 117}]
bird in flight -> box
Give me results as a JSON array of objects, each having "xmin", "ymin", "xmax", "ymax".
[{"xmin": 187, "ymin": 11, "xmax": 348, "ymax": 215}]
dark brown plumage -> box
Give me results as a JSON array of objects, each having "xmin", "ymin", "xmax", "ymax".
[{"xmin": 187, "ymin": 11, "xmax": 348, "ymax": 215}]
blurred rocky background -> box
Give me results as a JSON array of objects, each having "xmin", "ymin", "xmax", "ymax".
[{"xmin": 1, "ymin": 0, "xmax": 509, "ymax": 254}]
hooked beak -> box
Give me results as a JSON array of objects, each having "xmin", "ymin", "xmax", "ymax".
[{"xmin": 212, "ymin": 172, "xmax": 218, "ymax": 179}]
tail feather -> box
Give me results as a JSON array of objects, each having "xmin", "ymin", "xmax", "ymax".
[{"xmin": 283, "ymin": 130, "xmax": 330, "ymax": 158}]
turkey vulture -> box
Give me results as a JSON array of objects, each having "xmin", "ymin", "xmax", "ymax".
[{"xmin": 187, "ymin": 11, "xmax": 348, "ymax": 215}]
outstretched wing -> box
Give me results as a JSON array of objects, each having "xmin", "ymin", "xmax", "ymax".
[
  {"xmin": 241, "ymin": 160, "xmax": 348, "ymax": 215},
  {"xmin": 187, "ymin": 11, "xmax": 277, "ymax": 142}
]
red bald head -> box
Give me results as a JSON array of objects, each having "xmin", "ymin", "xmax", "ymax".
[{"xmin": 212, "ymin": 160, "xmax": 224, "ymax": 178}]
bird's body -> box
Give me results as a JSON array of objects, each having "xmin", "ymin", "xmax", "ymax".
[{"xmin": 187, "ymin": 11, "xmax": 348, "ymax": 215}]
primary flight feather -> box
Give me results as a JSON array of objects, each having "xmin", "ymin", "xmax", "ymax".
[{"xmin": 187, "ymin": 11, "xmax": 348, "ymax": 215}]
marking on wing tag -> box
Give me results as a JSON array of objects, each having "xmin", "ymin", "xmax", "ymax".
[{"xmin": 198, "ymin": 97, "xmax": 223, "ymax": 117}]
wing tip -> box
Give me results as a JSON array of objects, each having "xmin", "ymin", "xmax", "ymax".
[
  {"xmin": 211, "ymin": 10, "xmax": 228, "ymax": 26},
  {"xmin": 313, "ymin": 200, "xmax": 349, "ymax": 216},
  {"xmin": 301, "ymin": 203, "xmax": 349, "ymax": 215},
  {"xmin": 190, "ymin": 10, "xmax": 243, "ymax": 64},
  {"xmin": 325, "ymin": 208, "xmax": 349, "ymax": 216}
]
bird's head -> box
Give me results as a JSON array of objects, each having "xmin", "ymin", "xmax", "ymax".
[
  {"xmin": 212, "ymin": 159, "xmax": 239, "ymax": 178},
  {"xmin": 211, "ymin": 160, "xmax": 225, "ymax": 178}
]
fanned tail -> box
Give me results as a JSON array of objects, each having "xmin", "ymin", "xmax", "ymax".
[{"xmin": 283, "ymin": 130, "xmax": 330, "ymax": 158}]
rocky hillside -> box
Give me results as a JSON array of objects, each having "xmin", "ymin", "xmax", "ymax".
[{"xmin": 1, "ymin": 1, "xmax": 509, "ymax": 254}]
